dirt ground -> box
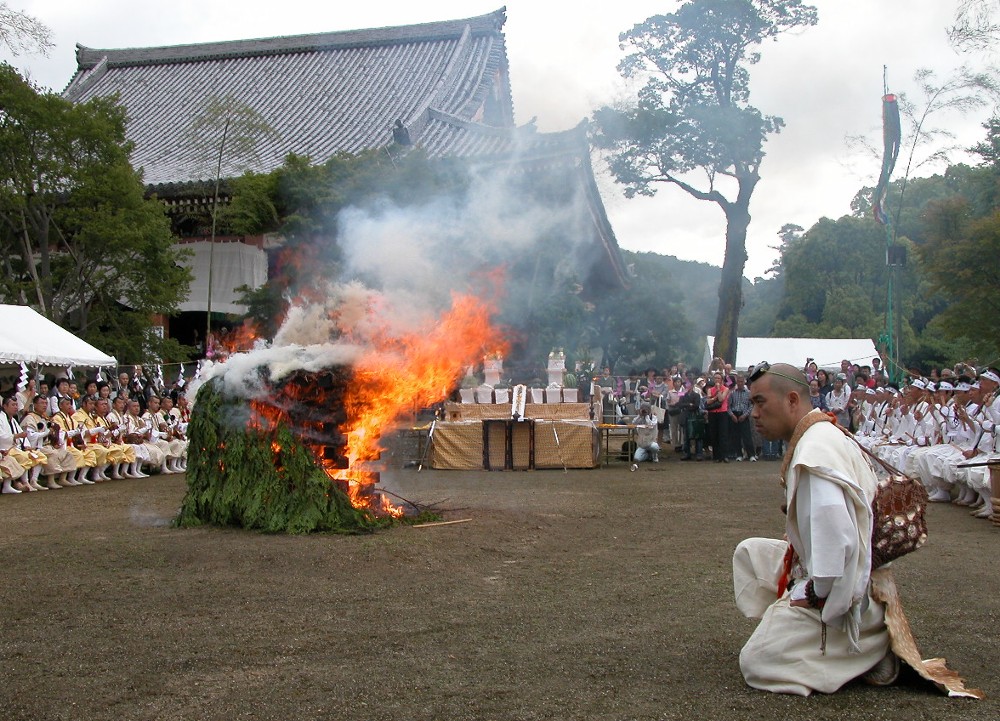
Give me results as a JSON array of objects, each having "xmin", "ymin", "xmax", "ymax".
[{"xmin": 2, "ymin": 446, "xmax": 999, "ymax": 721}]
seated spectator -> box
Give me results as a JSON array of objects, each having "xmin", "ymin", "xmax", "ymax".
[
  {"xmin": 1, "ymin": 394, "xmax": 40, "ymax": 492},
  {"xmin": 15, "ymin": 378, "xmax": 36, "ymax": 418}
]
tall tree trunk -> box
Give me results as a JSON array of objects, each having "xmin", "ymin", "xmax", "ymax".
[{"xmin": 712, "ymin": 198, "xmax": 751, "ymax": 365}]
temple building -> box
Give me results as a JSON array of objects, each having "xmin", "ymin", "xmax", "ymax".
[{"xmin": 62, "ymin": 7, "xmax": 628, "ymax": 348}]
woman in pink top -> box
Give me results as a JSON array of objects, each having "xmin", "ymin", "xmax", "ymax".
[{"xmin": 705, "ymin": 371, "xmax": 730, "ymax": 462}]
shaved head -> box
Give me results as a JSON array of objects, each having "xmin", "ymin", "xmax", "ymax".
[
  {"xmin": 749, "ymin": 363, "xmax": 812, "ymax": 442},
  {"xmin": 762, "ymin": 363, "xmax": 809, "ymax": 397}
]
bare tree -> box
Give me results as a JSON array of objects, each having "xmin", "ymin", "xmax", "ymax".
[
  {"xmin": 848, "ymin": 67, "xmax": 1000, "ymax": 223},
  {"xmin": 949, "ymin": 0, "xmax": 1000, "ymax": 52},
  {"xmin": 0, "ymin": 2, "xmax": 53, "ymax": 56}
]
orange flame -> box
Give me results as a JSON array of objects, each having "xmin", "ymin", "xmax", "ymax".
[
  {"xmin": 247, "ymin": 283, "xmax": 505, "ymax": 518},
  {"xmin": 332, "ymin": 290, "xmax": 505, "ymax": 516},
  {"xmin": 220, "ymin": 320, "xmax": 261, "ymax": 355}
]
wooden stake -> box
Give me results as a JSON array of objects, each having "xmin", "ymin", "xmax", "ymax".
[{"xmin": 411, "ymin": 518, "xmax": 472, "ymax": 529}]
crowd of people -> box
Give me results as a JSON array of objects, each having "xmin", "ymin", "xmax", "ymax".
[
  {"xmin": 594, "ymin": 354, "xmax": 999, "ymax": 497},
  {"xmin": 1, "ymin": 368, "xmax": 190, "ymax": 495},
  {"xmin": 595, "ymin": 359, "xmax": 785, "ymax": 464},
  {"xmin": 855, "ymin": 366, "xmax": 1000, "ymax": 522}
]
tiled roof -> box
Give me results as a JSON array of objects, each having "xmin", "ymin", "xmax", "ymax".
[
  {"xmin": 61, "ymin": 8, "xmax": 627, "ymax": 290},
  {"xmin": 64, "ymin": 9, "xmax": 514, "ymax": 185}
]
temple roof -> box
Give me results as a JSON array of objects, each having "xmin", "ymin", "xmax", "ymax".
[
  {"xmin": 64, "ymin": 8, "xmax": 514, "ymax": 185},
  {"xmin": 61, "ymin": 7, "xmax": 627, "ymax": 290}
]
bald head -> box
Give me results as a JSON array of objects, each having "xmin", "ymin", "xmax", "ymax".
[
  {"xmin": 763, "ymin": 363, "xmax": 808, "ymax": 396},
  {"xmin": 749, "ymin": 363, "xmax": 812, "ymax": 442}
]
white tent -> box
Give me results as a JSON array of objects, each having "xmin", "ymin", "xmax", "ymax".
[
  {"xmin": 703, "ymin": 336, "xmax": 879, "ymax": 374},
  {"xmin": 0, "ymin": 305, "xmax": 118, "ymax": 367}
]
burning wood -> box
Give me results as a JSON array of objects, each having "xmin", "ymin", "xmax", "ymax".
[{"xmin": 177, "ymin": 284, "xmax": 507, "ymax": 533}]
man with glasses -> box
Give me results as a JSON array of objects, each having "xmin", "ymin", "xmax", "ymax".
[{"xmin": 733, "ymin": 362, "xmax": 895, "ymax": 695}]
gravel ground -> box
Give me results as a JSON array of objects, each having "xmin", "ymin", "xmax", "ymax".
[{"xmin": 1, "ymin": 448, "xmax": 997, "ymax": 721}]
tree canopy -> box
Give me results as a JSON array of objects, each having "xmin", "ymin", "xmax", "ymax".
[{"xmin": 0, "ymin": 64, "xmax": 191, "ymax": 363}]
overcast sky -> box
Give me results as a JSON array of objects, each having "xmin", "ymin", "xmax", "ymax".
[{"xmin": 3, "ymin": 1, "xmax": 994, "ymax": 278}]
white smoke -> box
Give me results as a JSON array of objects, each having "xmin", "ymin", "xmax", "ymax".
[
  {"xmin": 336, "ymin": 166, "xmax": 589, "ymax": 330},
  {"xmin": 191, "ymin": 154, "xmax": 595, "ymax": 403}
]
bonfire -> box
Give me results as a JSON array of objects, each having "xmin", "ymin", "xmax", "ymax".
[{"xmin": 176, "ymin": 283, "xmax": 505, "ymax": 533}]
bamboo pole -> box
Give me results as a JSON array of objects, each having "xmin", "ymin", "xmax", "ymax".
[{"xmin": 411, "ymin": 518, "xmax": 472, "ymax": 529}]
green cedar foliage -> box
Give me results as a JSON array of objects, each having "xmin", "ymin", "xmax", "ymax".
[{"xmin": 175, "ymin": 378, "xmax": 381, "ymax": 535}]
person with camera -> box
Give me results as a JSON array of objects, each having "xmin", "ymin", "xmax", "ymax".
[
  {"xmin": 704, "ymin": 371, "xmax": 731, "ymax": 462},
  {"xmin": 803, "ymin": 357, "xmax": 819, "ymax": 383},
  {"xmin": 631, "ymin": 403, "xmax": 660, "ymax": 463}
]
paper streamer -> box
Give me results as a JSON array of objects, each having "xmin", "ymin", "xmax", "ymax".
[{"xmin": 17, "ymin": 362, "xmax": 29, "ymax": 392}]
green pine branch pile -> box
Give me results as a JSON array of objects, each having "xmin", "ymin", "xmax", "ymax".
[{"xmin": 175, "ymin": 378, "xmax": 382, "ymax": 534}]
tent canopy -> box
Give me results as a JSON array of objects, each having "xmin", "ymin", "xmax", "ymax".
[
  {"xmin": 704, "ymin": 336, "xmax": 880, "ymax": 375},
  {"xmin": 0, "ymin": 305, "xmax": 118, "ymax": 367}
]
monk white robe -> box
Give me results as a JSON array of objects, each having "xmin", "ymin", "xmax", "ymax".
[
  {"xmin": 734, "ymin": 417, "xmax": 889, "ymax": 695},
  {"xmin": 959, "ymin": 399, "xmax": 1000, "ymax": 497},
  {"xmin": 0, "ymin": 411, "xmax": 46, "ymax": 470},
  {"xmin": 125, "ymin": 414, "xmax": 163, "ymax": 467}
]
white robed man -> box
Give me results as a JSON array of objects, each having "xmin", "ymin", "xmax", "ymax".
[
  {"xmin": 733, "ymin": 362, "xmax": 893, "ymax": 695},
  {"xmin": 126, "ymin": 399, "xmax": 165, "ymax": 474},
  {"xmin": 0, "ymin": 394, "xmax": 40, "ymax": 493},
  {"xmin": 142, "ymin": 396, "xmax": 184, "ymax": 474},
  {"xmin": 953, "ymin": 372, "xmax": 1000, "ymax": 512},
  {"xmin": 94, "ymin": 397, "xmax": 138, "ymax": 479},
  {"xmin": 108, "ymin": 395, "xmax": 149, "ymax": 478},
  {"xmin": 71, "ymin": 395, "xmax": 114, "ymax": 481},
  {"xmin": 160, "ymin": 396, "xmax": 188, "ymax": 472},
  {"xmin": 22, "ymin": 394, "xmax": 77, "ymax": 489},
  {"xmin": 51, "ymin": 395, "xmax": 96, "ymax": 485}
]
